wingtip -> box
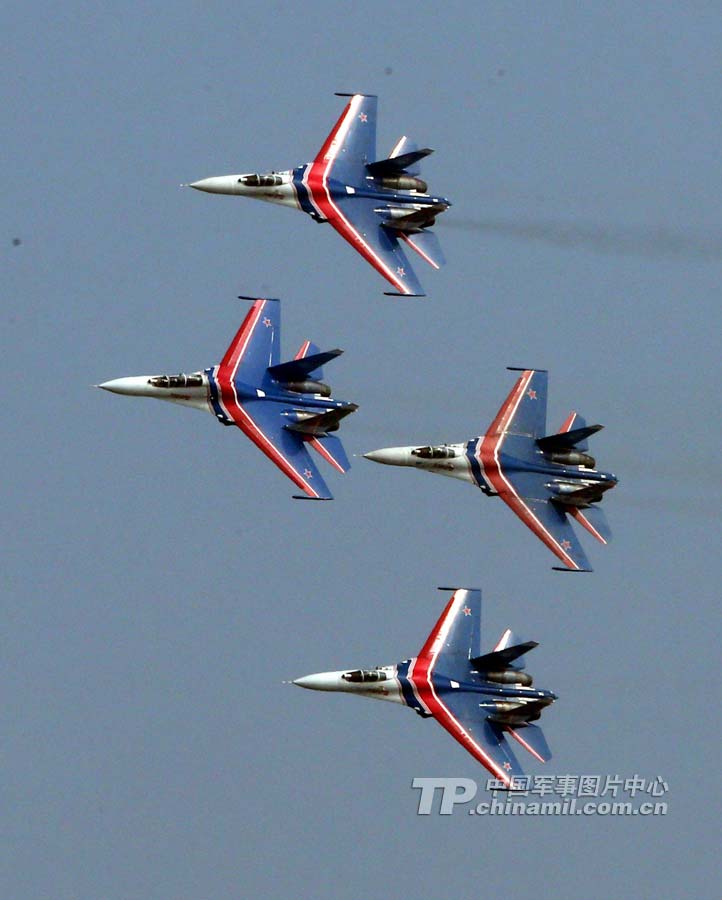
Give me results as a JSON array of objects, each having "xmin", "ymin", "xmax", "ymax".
[
  {"xmin": 437, "ymin": 585, "xmax": 481, "ymax": 592},
  {"xmin": 551, "ymin": 566, "xmax": 593, "ymax": 573}
]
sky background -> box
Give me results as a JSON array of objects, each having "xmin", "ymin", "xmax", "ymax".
[{"xmin": 3, "ymin": 2, "xmax": 721, "ymax": 897}]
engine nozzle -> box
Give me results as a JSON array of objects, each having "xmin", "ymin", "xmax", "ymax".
[
  {"xmin": 377, "ymin": 175, "xmax": 428, "ymax": 192},
  {"xmin": 282, "ymin": 380, "xmax": 331, "ymax": 397},
  {"xmin": 482, "ymin": 670, "xmax": 533, "ymax": 687},
  {"xmin": 544, "ymin": 449, "xmax": 596, "ymax": 468}
]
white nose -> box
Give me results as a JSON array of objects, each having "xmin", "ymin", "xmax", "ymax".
[
  {"xmin": 97, "ymin": 376, "xmax": 156, "ymax": 397},
  {"xmin": 292, "ymin": 672, "xmax": 345, "ymax": 691},
  {"xmin": 363, "ymin": 447, "xmax": 413, "ymax": 466},
  {"xmin": 188, "ymin": 175, "xmax": 239, "ymax": 195}
]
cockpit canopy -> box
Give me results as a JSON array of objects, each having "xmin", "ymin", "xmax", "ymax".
[
  {"xmin": 411, "ymin": 445, "xmax": 457, "ymax": 459},
  {"xmin": 342, "ymin": 669, "xmax": 388, "ymax": 683},
  {"xmin": 238, "ymin": 173, "xmax": 283, "ymax": 188},
  {"xmin": 148, "ymin": 373, "xmax": 204, "ymax": 389}
]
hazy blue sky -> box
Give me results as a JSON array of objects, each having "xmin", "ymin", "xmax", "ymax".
[{"xmin": 4, "ymin": 3, "xmax": 721, "ymax": 897}]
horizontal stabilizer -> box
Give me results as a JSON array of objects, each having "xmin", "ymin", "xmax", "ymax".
[
  {"xmin": 306, "ymin": 434, "xmax": 351, "ymax": 474},
  {"xmin": 366, "ymin": 148, "xmax": 433, "ymax": 176},
  {"xmin": 570, "ymin": 505, "xmax": 612, "ymax": 544},
  {"xmin": 381, "ymin": 203, "xmax": 448, "ymax": 232},
  {"xmin": 293, "ymin": 340, "xmax": 324, "ymax": 380},
  {"xmin": 493, "ymin": 627, "xmax": 521, "ymax": 652},
  {"xmin": 400, "ymin": 231, "xmax": 446, "ymax": 269},
  {"xmin": 471, "ymin": 641, "xmax": 539, "ymax": 672},
  {"xmin": 284, "ymin": 405, "xmax": 357, "ymax": 437},
  {"xmin": 505, "ymin": 724, "xmax": 552, "ymax": 763},
  {"xmin": 492, "ymin": 628, "xmax": 530, "ymax": 669},
  {"xmin": 268, "ymin": 350, "xmax": 343, "ymax": 383},
  {"xmin": 388, "ymin": 137, "xmax": 425, "ymax": 175},
  {"xmin": 556, "ymin": 412, "xmax": 590, "ymax": 450},
  {"xmin": 537, "ymin": 424, "xmax": 602, "ymax": 452}
]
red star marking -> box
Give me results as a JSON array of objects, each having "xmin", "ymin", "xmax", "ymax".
[
  {"xmin": 560, "ymin": 539, "xmax": 572, "ymax": 550},
  {"xmin": 359, "ymin": 112, "xmax": 368, "ymax": 123},
  {"xmin": 303, "ymin": 468, "xmax": 313, "ymax": 479},
  {"xmin": 462, "ymin": 606, "xmax": 472, "ymax": 617},
  {"xmin": 503, "ymin": 761, "xmax": 512, "ymax": 771},
  {"xmin": 396, "ymin": 266, "xmax": 405, "ymax": 276},
  {"xmin": 527, "ymin": 389, "xmax": 537, "ymax": 400},
  {"xmin": 262, "ymin": 317, "xmax": 272, "ymax": 328}
]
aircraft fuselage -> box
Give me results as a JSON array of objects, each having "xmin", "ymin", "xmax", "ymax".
[
  {"xmin": 189, "ymin": 167, "xmax": 450, "ymax": 223},
  {"xmin": 364, "ymin": 440, "xmax": 617, "ymax": 504},
  {"xmin": 294, "ymin": 662, "xmax": 556, "ymax": 722},
  {"xmin": 98, "ymin": 370, "xmax": 354, "ymax": 422}
]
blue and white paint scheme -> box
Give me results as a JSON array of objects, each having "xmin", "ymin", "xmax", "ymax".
[
  {"xmin": 293, "ymin": 588, "xmax": 556, "ymax": 790},
  {"xmin": 98, "ymin": 297, "xmax": 358, "ymax": 500},
  {"xmin": 189, "ymin": 94, "xmax": 451, "ymax": 297},
  {"xmin": 364, "ymin": 369, "xmax": 618, "ymax": 570}
]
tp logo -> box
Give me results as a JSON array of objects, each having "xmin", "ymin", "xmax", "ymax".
[{"xmin": 412, "ymin": 778, "xmax": 478, "ymax": 815}]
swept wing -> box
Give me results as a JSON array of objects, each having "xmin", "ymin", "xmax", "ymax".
[
  {"xmin": 216, "ymin": 296, "xmax": 281, "ymax": 389},
  {"xmin": 410, "ymin": 589, "xmax": 525, "ymax": 788},
  {"xmin": 477, "ymin": 369, "xmax": 591, "ymax": 570},
  {"xmin": 209, "ymin": 297, "xmax": 333, "ymax": 499},
  {"xmin": 328, "ymin": 195, "xmax": 426, "ymax": 295},
  {"xmin": 228, "ymin": 397, "xmax": 332, "ymax": 500},
  {"xmin": 303, "ymin": 94, "xmax": 427, "ymax": 296}
]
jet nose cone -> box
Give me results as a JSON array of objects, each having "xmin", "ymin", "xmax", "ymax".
[
  {"xmin": 96, "ymin": 376, "xmax": 153, "ymax": 397},
  {"xmin": 363, "ymin": 450, "xmax": 385, "ymax": 463},
  {"xmin": 292, "ymin": 672, "xmax": 343, "ymax": 691},
  {"xmin": 188, "ymin": 175, "xmax": 238, "ymax": 195},
  {"xmin": 97, "ymin": 377, "xmax": 135, "ymax": 395},
  {"xmin": 363, "ymin": 447, "xmax": 412, "ymax": 466}
]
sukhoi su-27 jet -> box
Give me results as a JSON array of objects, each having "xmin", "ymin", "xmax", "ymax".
[
  {"xmin": 189, "ymin": 93, "xmax": 451, "ymax": 297},
  {"xmin": 365, "ymin": 369, "xmax": 617, "ymax": 571},
  {"xmin": 98, "ymin": 297, "xmax": 357, "ymax": 500},
  {"xmin": 294, "ymin": 587, "xmax": 556, "ymax": 790}
]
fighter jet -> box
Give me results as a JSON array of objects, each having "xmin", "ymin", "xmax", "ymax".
[
  {"xmin": 364, "ymin": 368, "xmax": 617, "ymax": 570},
  {"xmin": 293, "ymin": 587, "xmax": 555, "ymax": 789},
  {"xmin": 189, "ymin": 93, "xmax": 450, "ymax": 297},
  {"xmin": 98, "ymin": 297, "xmax": 357, "ymax": 500}
]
